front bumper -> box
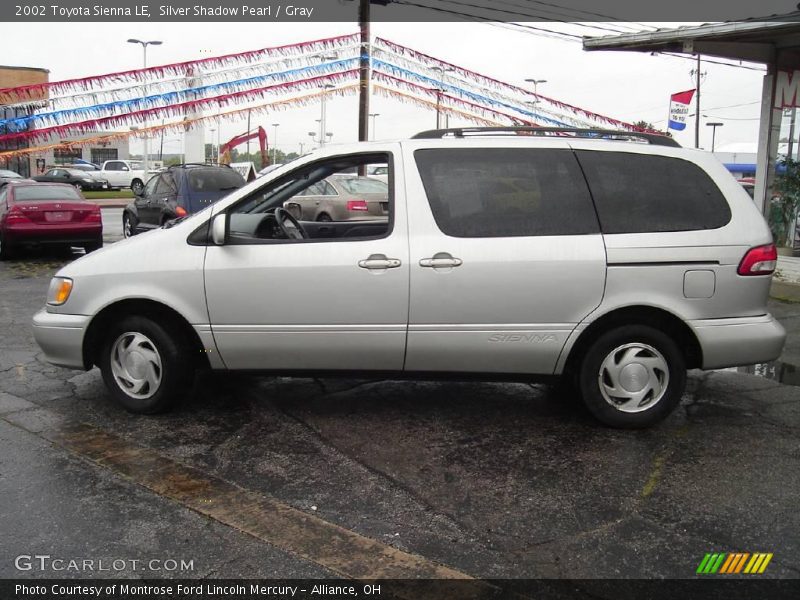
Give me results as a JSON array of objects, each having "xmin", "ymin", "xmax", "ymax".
[
  {"xmin": 691, "ymin": 313, "xmax": 786, "ymax": 369},
  {"xmin": 32, "ymin": 309, "xmax": 90, "ymax": 369}
]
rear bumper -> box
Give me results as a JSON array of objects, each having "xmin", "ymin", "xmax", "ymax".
[
  {"xmin": 690, "ymin": 314, "xmax": 786, "ymax": 369},
  {"xmin": 5, "ymin": 223, "xmax": 101, "ymax": 245},
  {"xmin": 32, "ymin": 309, "xmax": 90, "ymax": 369}
]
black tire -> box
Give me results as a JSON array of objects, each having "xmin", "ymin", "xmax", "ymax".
[
  {"xmin": 84, "ymin": 238, "xmax": 103, "ymax": 253},
  {"xmin": 577, "ymin": 325, "xmax": 686, "ymax": 429},
  {"xmin": 0, "ymin": 234, "xmax": 15, "ymax": 260},
  {"xmin": 130, "ymin": 179, "xmax": 144, "ymax": 195},
  {"xmin": 316, "ymin": 213, "xmax": 332, "ymax": 222},
  {"xmin": 122, "ymin": 213, "xmax": 136, "ymax": 238},
  {"xmin": 98, "ymin": 315, "xmax": 194, "ymax": 414}
]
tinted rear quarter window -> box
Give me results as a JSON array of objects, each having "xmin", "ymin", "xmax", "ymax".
[
  {"xmin": 188, "ymin": 169, "xmax": 245, "ymax": 193},
  {"xmin": 576, "ymin": 151, "xmax": 731, "ymax": 234},
  {"xmin": 414, "ymin": 148, "xmax": 598, "ymax": 237}
]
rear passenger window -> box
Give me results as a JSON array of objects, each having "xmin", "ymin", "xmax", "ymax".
[
  {"xmin": 576, "ymin": 151, "xmax": 731, "ymax": 234},
  {"xmin": 414, "ymin": 148, "xmax": 599, "ymax": 237}
]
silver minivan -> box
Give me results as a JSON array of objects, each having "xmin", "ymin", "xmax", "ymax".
[{"xmin": 32, "ymin": 128, "xmax": 786, "ymax": 428}]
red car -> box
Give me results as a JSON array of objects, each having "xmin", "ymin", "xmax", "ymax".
[{"xmin": 0, "ymin": 181, "xmax": 102, "ymax": 259}]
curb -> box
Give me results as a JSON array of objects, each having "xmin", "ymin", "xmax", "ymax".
[
  {"xmin": 88, "ymin": 199, "xmax": 129, "ymax": 208},
  {"xmin": 771, "ymin": 280, "xmax": 800, "ymax": 304}
]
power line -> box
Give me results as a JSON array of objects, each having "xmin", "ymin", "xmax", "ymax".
[
  {"xmin": 702, "ymin": 114, "xmax": 761, "ymax": 121},
  {"xmin": 390, "ymin": 0, "xmax": 583, "ymax": 41},
  {"xmin": 511, "ymin": 0, "xmax": 659, "ymax": 29},
  {"xmin": 661, "ymin": 52, "xmax": 766, "ymax": 71},
  {"xmin": 438, "ymin": 0, "xmax": 639, "ymax": 35}
]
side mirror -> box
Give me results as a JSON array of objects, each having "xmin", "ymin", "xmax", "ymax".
[
  {"xmin": 211, "ymin": 213, "xmax": 227, "ymax": 245},
  {"xmin": 134, "ymin": 186, "xmax": 144, "ymax": 197},
  {"xmin": 285, "ymin": 202, "xmax": 302, "ymax": 220}
]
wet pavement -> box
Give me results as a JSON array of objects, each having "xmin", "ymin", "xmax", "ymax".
[{"xmin": 1, "ymin": 249, "xmax": 799, "ymax": 581}]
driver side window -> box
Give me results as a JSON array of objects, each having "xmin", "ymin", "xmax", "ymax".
[
  {"xmin": 142, "ymin": 175, "xmax": 159, "ymax": 197},
  {"xmin": 225, "ymin": 152, "xmax": 392, "ymax": 245}
]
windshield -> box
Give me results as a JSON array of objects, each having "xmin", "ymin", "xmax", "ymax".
[
  {"xmin": 128, "ymin": 161, "xmax": 143, "ymax": 170},
  {"xmin": 335, "ymin": 177, "xmax": 389, "ymax": 195}
]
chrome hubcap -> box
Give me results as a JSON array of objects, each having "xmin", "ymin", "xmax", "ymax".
[
  {"xmin": 123, "ymin": 218, "xmax": 131, "ymax": 237},
  {"xmin": 598, "ymin": 343, "xmax": 669, "ymax": 413},
  {"xmin": 110, "ymin": 332, "xmax": 162, "ymax": 399}
]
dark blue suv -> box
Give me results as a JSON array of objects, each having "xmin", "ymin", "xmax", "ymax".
[{"xmin": 123, "ymin": 164, "xmax": 245, "ymax": 238}]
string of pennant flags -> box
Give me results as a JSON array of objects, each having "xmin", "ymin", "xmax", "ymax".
[{"xmin": 0, "ymin": 34, "xmax": 649, "ymax": 160}]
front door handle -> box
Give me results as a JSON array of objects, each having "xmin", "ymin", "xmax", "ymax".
[
  {"xmin": 419, "ymin": 252, "xmax": 463, "ymax": 269},
  {"xmin": 358, "ymin": 254, "xmax": 402, "ymax": 270}
]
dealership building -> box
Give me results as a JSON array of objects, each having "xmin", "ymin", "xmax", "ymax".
[
  {"xmin": 584, "ymin": 18, "xmax": 800, "ymax": 218},
  {"xmin": 0, "ymin": 64, "xmax": 129, "ymax": 176}
]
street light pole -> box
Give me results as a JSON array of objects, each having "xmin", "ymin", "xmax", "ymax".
[
  {"xmin": 271, "ymin": 123, "xmax": 280, "ymax": 164},
  {"xmin": 320, "ymin": 84, "xmax": 335, "ymax": 146},
  {"xmin": 524, "ymin": 78, "xmax": 547, "ymax": 105},
  {"xmin": 706, "ymin": 121, "xmax": 723, "ymax": 153},
  {"xmin": 432, "ymin": 67, "xmax": 455, "ymax": 128},
  {"xmin": 369, "ymin": 113, "xmax": 379, "ymax": 140},
  {"xmin": 127, "ymin": 39, "xmax": 162, "ymax": 175},
  {"xmin": 209, "ymin": 128, "xmax": 216, "ymax": 163}
]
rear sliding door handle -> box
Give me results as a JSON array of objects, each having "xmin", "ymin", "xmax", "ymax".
[
  {"xmin": 358, "ymin": 254, "xmax": 402, "ymax": 270},
  {"xmin": 419, "ymin": 252, "xmax": 463, "ymax": 268}
]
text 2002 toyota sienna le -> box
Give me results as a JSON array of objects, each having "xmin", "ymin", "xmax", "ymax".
[{"xmin": 32, "ymin": 128, "xmax": 786, "ymax": 428}]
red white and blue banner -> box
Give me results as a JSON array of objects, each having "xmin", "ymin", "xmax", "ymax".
[{"xmin": 668, "ymin": 89, "xmax": 695, "ymax": 131}]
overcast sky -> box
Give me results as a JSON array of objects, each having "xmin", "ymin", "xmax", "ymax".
[{"xmin": 0, "ymin": 19, "xmax": 775, "ymax": 157}]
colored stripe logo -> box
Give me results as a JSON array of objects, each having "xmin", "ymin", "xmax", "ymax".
[{"xmin": 697, "ymin": 552, "xmax": 773, "ymax": 574}]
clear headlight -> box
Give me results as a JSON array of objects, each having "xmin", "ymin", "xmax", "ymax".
[{"xmin": 47, "ymin": 277, "xmax": 73, "ymax": 306}]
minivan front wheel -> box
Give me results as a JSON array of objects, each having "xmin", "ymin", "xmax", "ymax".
[
  {"xmin": 99, "ymin": 315, "xmax": 193, "ymax": 414},
  {"xmin": 578, "ymin": 325, "xmax": 686, "ymax": 428}
]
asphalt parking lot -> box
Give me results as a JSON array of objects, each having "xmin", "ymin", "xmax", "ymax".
[{"xmin": 1, "ymin": 210, "xmax": 799, "ymax": 584}]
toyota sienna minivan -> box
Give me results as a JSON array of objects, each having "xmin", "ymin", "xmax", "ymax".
[{"xmin": 32, "ymin": 127, "xmax": 786, "ymax": 428}]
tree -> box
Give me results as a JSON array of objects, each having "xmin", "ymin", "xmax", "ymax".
[
  {"xmin": 773, "ymin": 158, "xmax": 800, "ymax": 247},
  {"xmin": 633, "ymin": 120, "xmax": 671, "ymax": 137}
]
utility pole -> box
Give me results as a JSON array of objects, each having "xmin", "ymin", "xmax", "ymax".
[
  {"xmin": 693, "ymin": 54, "xmax": 702, "ymax": 149},
  {"xmin": 246, "ymin": 109, "xmax": 251, "ymax": 159},
  {"xmin": 358, "ymin": 0, "xmax": 371, "ymax": 143},
  {"xmin": 788, "ymin": 109, "xmax": 796, "ymax": 160}
]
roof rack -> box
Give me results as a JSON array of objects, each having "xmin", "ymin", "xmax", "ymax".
[
  {"xmin": 167, "ymin": 162, "xmax": 233, "ymax": 169},
  {"xmin": 411, "ymin": 127, "xmax": 681, "ymax": 148}
]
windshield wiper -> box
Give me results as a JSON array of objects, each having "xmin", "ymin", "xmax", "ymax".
[{"xmin": 162, "ymin": 216, "xmax": 188, "ymax": 229}]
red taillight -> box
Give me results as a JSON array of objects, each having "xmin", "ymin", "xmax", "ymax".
[
  {"xmin": 738, "ymin": 243, "xmax": 777, "ymax": 276},
  {"xmin": 5, "ymin": 207, "xmax": 30, "ymax": 224},
  {"xmin": 175, "ymin": 206, "xmax": 188, "ymax": 217},
  {"xmin": 86, "ymin": 209, "xmax": 102, "ymax": 223},
  {"xmin": 346, "ymin": 199, "xmax": 368, "ymax": 212}
]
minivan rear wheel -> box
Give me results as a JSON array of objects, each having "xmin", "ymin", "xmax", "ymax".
[
  {"xmin": 578, "ymin": 325, "xmax": 686, "ymax": 428},
  {"xmin": 99, "ymin": 315, "xmax": 194, "ymax": 414}
]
